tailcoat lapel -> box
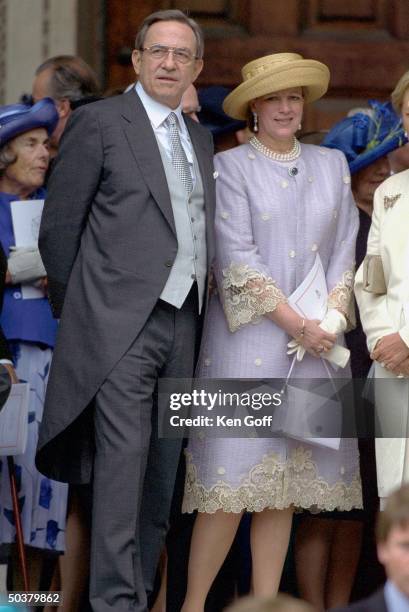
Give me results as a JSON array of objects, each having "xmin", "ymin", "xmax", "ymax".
[{"xmin": 120, "ymin": 90, "xmax": 176, "ymax": 235}]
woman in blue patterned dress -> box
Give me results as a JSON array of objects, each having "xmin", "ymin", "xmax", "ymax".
[{"xmin": 0, "ymin": 99, "xmax": 68, "ymax": 553}]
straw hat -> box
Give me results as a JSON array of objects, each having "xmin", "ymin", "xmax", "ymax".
[{"xmin": 223, "ymin": 53, "xmax": 330, "ymax": 120}]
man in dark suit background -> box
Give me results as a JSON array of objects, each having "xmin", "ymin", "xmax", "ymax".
[
  {"xmin": 333, "ymin": 484, "xmax": 409, "ymax": 611},
  {"xmin": 35, "ymin": 9, "xmax": 215, "ymax": 611}
]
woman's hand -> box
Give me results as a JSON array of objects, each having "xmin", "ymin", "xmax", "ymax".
[
  {"xmin": 371, "ymin": 333, "xmax": 409, "ymax": 371},
  {"xmin": 299, "ymin": 319, "xmax": 336, "ymax": 358}
]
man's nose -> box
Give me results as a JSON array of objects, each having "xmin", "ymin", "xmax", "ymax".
[{"xmin": 162, "ymin": 50, "xmax": 177, "ymax": 69}]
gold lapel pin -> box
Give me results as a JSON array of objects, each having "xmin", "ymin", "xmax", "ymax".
[{"xmin": 384, "ymin": 194, "xmax": 402, "ymax": 210}]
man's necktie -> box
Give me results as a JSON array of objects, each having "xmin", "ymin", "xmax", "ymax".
[{"xmin": 166, "ymin": 112, "xmax": 193, "ymax": 194}]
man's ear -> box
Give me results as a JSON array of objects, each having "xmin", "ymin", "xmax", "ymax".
[
  {"xmin": 191, "ymin": 58, "xmax": 204, "ymax": 83},
  {"xmin": 57, "ymin": 98, "xmax": 71, "ymax": 119},
  {"xmin": 132, "ymin": 49, "xmax": 142, "ymax": 76}
]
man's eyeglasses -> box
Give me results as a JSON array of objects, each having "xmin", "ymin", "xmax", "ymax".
[{"xmin": 141, "ymin": 45, "xmax": 198, "ymax": 65}]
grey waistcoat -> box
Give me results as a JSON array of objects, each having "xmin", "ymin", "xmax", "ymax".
[{"xmin": 157, "ymin": 141, "xmax": 207, "ymax": 312}]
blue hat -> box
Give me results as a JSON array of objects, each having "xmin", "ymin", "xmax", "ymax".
[
  {"xmin": 322, "ymin": 100, "xmax": 407, "ymax": 174},
  {"xmin": 0, "ymin": 97, "xmax": 58, "ymax": 148},
  {"xmin": 198, "ymin": 86, "xmax": 246, "ymax": 137}
]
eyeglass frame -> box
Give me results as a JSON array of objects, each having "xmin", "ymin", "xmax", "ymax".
[{"xmin": 140, "ymin": 44, "xmax": 199, "ymax": 64}]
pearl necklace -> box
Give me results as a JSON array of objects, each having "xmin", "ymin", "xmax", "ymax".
[{"xmin": 249, "ymin": 135, "xmax": 301, "ymax": 162}]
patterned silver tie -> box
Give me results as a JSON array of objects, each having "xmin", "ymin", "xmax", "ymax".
[{"xmin": 166, "ymin": 112, "xmax": 193, "ymax": 194}]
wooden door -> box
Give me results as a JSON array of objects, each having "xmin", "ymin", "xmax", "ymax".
[{"xmin": 105, "ymin": 0, "xmax": 409, "ymax": 129}]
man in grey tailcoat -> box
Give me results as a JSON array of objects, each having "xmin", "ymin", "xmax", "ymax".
[{"xmin": 35, "ymin": 9, "xmax": 215, "ymax": 611}]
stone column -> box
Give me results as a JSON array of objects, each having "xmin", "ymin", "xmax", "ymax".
[{"xmin": 0, "ymin": 0, "xmax": 77, "ymax": 104}]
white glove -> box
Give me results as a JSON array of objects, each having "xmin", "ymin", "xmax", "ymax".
[
  {"xmin": 8, "ymin": 246, "xmax": 46, "ymax": 284},
  {"xmin": 287, "ymin": 310, "xmax": 350, "ymax": 367},
  {"xmin": 287, "ymin": 339, "xmax": 306, "ymax": 361},
  {"xmin": 319, "ymin": 309, "xmax": 350, "ymax": 368},
  {"xmin": 319, "ymin": 309, "xmax": 347, "ymax": 335}
]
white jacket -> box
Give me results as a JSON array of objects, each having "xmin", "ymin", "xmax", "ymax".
[{"xmin": 355, "ymin": 168, "xmax": 409, "ymax": 501}]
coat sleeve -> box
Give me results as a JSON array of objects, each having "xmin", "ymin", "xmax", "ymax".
[
  {"xmin": 39, "ymin": 105, "xmax": 104, "ymax": 317},
  {"xmin": 213, "ymin": 152, "xmax": 287, "ymax": 332},
  {"xmin": 354, "ymin": 185, "xmax": 396, "ymax": 352},
  {"xmin": 325, "ymin": 151, "xmax": 359, "ymax": 328}
]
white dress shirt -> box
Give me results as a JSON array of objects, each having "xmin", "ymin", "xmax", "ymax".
[
  {"xmin": 384, "ymin": 580, "xmax": 409, "ymax": 611},
  {"xmin": 135, "ymin": 82, "xmax": 195, "ymax": 180}
]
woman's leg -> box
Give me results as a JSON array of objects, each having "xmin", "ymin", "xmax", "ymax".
[
  {"xmin": 181, "ymin": 510, "xmax": 243, "ymax": 612},
  {"xmin": 150, "ymin": 548, "xmax": 167, "ymax": 612},
  {"xmin": 251, "ymin": 507, "xmax": 293, "ymax": 597},
  {"xmin": 56, "ymin": 488, "xmax": 91, "ymax": 612},
  {"xmin": 295, "ymin": 516, "xmax": 333, "ymax": 611},
  {"xmin": 325, "ymin": 520, "xmax": 363, "ymax": 609}
]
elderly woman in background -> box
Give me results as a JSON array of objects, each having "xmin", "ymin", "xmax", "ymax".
[
  {"xmin": 0, "ymin": 99, "xmax": 68, "ymax": 562},
  {"xmin": 355, "ymin": 69, "xmax": 409, "ymax": 509},
  {"xmin": 181, "ymin": 53, "xmax": 362, "ymax": 612}
]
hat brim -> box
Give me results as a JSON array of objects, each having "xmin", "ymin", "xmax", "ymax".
[
  {"xmin": 0, "ymin": 98, "xmax": 58, "ymax": 148},
  {"xmin": 349, "ymin": 133, "xmax": 407, "ymax": 174},
  {"xmin": 223, "ymin": 60, "xmax": 330, "ymax": 120}
]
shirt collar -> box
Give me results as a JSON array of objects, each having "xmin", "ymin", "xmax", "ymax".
[
  {"xmin": 384, "ymin": 580, "xmax": 409, "ymax": 611},
  {"xmin": 135, "ymin": 82, "xmax": 185, "ymax": 130}
]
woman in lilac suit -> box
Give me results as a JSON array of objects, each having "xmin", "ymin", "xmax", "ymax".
[{"xmin": 181, "ymin": 53, "xmax": 362, "ymax": 611}]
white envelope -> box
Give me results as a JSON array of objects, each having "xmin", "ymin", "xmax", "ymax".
[
  {"xmin": 288, "ymin": 254, "xmax": 328, "ymax": 320},
  {"xmin": 10, "ymin": 200, "xmax": 44, "ymax": 300},
  {"xmin": 289, "ymin": 254, "xmax": 349, "ymax": 368},
  {"xmin": 0, "ymin": 383, "xmax": 29, "ymax": 456}
]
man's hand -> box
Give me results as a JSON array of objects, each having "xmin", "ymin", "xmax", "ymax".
[{"xmin": 371, "ymin": 333, "xmax": 409, "ymax": 371}]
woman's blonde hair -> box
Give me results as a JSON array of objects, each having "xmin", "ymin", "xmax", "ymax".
[{"xmin": 391, "ymin": 70, "xmax": 409, "ymax": 113}]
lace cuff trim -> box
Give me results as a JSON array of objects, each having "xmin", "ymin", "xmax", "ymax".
[
  {"xmin": 182, "ymin": 447, "xmax": 362, "ymax": 514},
  {"xmin": 221, "ymin": 263, "xmax": 287, "ymax": 332},
  {"xmin": 327, "ymin": 269, "xmax": 356, "ymax": 330}
]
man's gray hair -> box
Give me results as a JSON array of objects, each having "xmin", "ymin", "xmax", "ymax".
[
  {"xmin": 135, "ymin": 9, "xmax": 204, "ymax": 59},
  {"xmin": 35, "ymin": 55, "xmax": 100, "ymax": 103}
]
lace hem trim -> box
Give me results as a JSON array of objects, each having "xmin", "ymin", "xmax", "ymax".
[
  {"xmin": 182, "ymin": 447, "xmax": 362, "ymax": 514},
  {"xmin": 327, "ymin": 269, "xmax": 356, "ymax": 330},
  {"xmin": 221, "ymin": 263, "xmax": 287, "ymax": 332}
]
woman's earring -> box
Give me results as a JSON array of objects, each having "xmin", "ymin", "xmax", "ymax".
[
  {"xmin": 405, "ymin": 130, "xmax": 408, "ymax": 138},
  {"xmin": 298, "ymin": 123, "xmax": 302, "ymax": 131},
  {"xmin": 253, "ymin": 111, "xmax": 258, "ymax": 133}
]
